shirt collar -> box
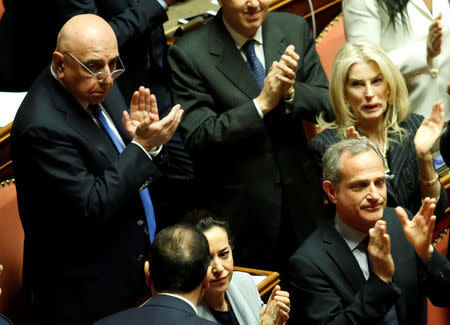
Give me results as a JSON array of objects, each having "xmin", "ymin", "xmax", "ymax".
[
  {"xmin": 157, "ymin": 293, "xmax": 197, "ymax": 314},
  {"xmin": 334, "ymin": 214, "xmax": 368, "ymax": 251},
  {"xmin": 222, "ymin": 16, "xmax": 263, "ymax": 50}
]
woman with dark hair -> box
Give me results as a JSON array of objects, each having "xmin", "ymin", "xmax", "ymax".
[
  {"xmin": 184, "ymin": 210, "xmax": 290, "ymax": 325},
  {"xmin": 343, "ymin": 0, "xmax": 450, "ymax": 118}
]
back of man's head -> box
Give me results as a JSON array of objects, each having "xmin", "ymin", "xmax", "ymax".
[{"xmin": 150, "ymin": 225, "xmax": 210, "ymax": 294}]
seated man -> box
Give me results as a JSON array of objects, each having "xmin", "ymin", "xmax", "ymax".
[
  {"xmin": 11, "ymin": 14, "xmax": 182, "ymax": 325},
  {"xmin": 288, "ymin": 138, "xmax": 449, "ymax": 325},
  {"xmin": 94, "ymin": 224, "xmax": 216, "ymax": 325}
]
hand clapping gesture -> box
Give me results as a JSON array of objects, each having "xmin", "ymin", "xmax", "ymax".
[
  {"xmin": 396, "ymin": 197, "xmax": 436, "ymax": 263},
  {"xmin": 414, "ymin": 101, "xmax": 444, "ymax": 157},
  {"xmin": 368, "ymin": 220, "xmax": 395, "ymax": 283},
  {"xmin": 259, "ymin": 285, "xmax": 290, "ymax": 325},
  {"xmin": 122, "ymin": 86, "xmax": 183, "ymax": 151},
  {"xmin": 427, "ymin": 13, "xmax": 443, "ymax": 62}
]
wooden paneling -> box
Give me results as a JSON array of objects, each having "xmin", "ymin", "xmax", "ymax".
[
  {"xmin": 0, "ymin": 122, "xmax": 13, "ymax": 182},
  {"xmin": 271, "ymin": 0, "xmax": 342, "ymax": 35}
]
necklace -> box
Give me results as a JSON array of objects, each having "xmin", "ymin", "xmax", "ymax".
[{"xmin": 381, "ymin": 130, "xmax": 390, "ymax": 174}]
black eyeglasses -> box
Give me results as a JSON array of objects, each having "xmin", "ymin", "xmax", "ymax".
[{"xmin": 64, "ymin": 51, "xmax": 125, "ymax": 80}]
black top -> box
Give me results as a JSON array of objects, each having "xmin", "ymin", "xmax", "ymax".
[{"xmin": 210, "ymin": 304, "xmax": 240, "ymax": 325}]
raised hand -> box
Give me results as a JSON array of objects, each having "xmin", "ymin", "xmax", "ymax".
[
  {"xmin": 123, "ymin": 86, "xmax": 158, "ymax": 138},
  {"xmin": 427, "ymin": 13, "xmax": 443, "ymax": 61},
  {"xmin": 259, "ymin": 285, "xmax": 290, "ymax": 325},
  {"xmin": 414, "ymin": 101, "xmax": 444, "ymax": 157},
  {"xmin": 132, "ymin": 104, "xmax": 183, "ymax": 151},
  {"xmin": 345, "ymin": 126, "xmax": 360, "ymax": 139},
  {"xmin": 368, "ymin": 220, "xmax": 394, "ymax": 283},
  {"xmin": 396, "ymin": 197, "xmax": 436, "ymax": 263},
  {"xmin": 256, "ymin": 45, "xmax": 299, "ymax": 115}
]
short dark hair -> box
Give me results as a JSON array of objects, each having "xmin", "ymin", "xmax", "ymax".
[
  {"xmin": 183, "ymin": 209, "xmax": 233, "ymax": 247},
  {"xmin": 150, "ymin": 224, "xmax": 210, "ymax": 293}
]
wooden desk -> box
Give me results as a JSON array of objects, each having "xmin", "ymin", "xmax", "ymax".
[{"xmin": 234, "ymin": 266, "xmax": 280, "ymax": 299}]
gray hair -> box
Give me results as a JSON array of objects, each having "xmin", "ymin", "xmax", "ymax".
[{"xmin": 323, "ymin": 138, "xmax": 385, "ymax": 186}]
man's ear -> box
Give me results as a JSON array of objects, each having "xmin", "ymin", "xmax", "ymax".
[
  {"xmin": 202, "ymin": 265, "xmax": 212, "ymax": 290},
  {"xmin": 144, "ymin": 261, "xmax": 151, "ymax": 288},
  {"xmin": 52, "ymin": 51, "xmax": 65, "ymax": 78},
  {"xmin": 323, "ymin": 180, "xmax": 338, "ymax": 204}
]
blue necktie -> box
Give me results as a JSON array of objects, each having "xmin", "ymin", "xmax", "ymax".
[
  {"xmin": 92, "ymin": 104, "xmax": 156, "ymax": 243},
  {"xmin": 242, "ymin": 40, "xmax": 266, "ymax": 89},
  {"xmin": 364, "ymin": 237, "xmax": 399, "ymax": 325}
]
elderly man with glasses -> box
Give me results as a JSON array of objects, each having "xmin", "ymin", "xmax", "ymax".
[{"xmin": 11, "ymin": 14, "xmax": 182, "ymax": 325}]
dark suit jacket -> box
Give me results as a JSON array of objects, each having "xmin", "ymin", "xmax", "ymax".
[
  {"xmin": 168, "ymin": 11, "xmax": 332, "ymax": 267},
  {"xmin": 93, "ymin": 294, "xmax": 217, "ymax": 325},
  {"xmin": 309, "ymin": 114, "xmax": 447, "ymax": 218},
  {"xmin": 440, "ymin": 123, "xmax": 450, "ymax": 168},
  {"xmin": 288, "ymin": 208, "xmax": 450, "ymax": 325},
  {"xmin": 11, "ymin": 68, "xmax": 160, "ymax": 325}
]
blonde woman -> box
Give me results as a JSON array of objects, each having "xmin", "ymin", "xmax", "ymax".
[{"xmin": 310, "ymin": 41, "xmax": 447, "ymax": 217}]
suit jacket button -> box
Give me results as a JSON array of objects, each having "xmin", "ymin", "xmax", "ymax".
[
  {"xmin": 137, "ymin": 220, "xmax": 144, "ymax": 226},
  {"xmin": 137, "ymin": 254, "xmax": 144, "ymax": 262}
]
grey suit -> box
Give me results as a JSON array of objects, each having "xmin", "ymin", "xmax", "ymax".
[
  {"xmin": 168, "ymin": 11, "xmax": 332, "ymax": 270},
  {"xmin": 197, "ymin": 271, "xmax": 263, "ymax": 325}
]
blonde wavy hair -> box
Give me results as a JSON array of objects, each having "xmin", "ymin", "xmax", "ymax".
[{"xmin": 318, "ymin": 41, "xmax": 410, "ymax": 141}]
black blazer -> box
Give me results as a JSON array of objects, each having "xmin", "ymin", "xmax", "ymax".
[
  {"xmin": 11, "ymin": 68, "xmax": 160, "ymax": 325},
  {"xmin": 168, "ymin": 11, "xmax": 332, "ymax": 267},
  {"xmin": 93, "ymin": 294, "xmax": 217, "ymax": 325},
  {"xmin": 288, "ymin": 207, "xmax": 450, "ymax": 325},
  {"xmin": 309, "ymin": 114, "xmax": 447, "ymax": 218}
]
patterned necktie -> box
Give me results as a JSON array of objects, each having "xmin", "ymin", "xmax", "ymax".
[
  {"xmin": 242, "ymin": 40, "xmax": 266, "ymax": 88},
  {"xmin": 364, "ymin": 237, "xmax": 399, "ymax": 325},
  {"xmin": 91, "ymin": 104, "xmax": 156, "ymax": 243}
]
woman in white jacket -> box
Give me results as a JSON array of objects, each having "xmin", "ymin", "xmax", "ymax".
[{"xmin": 343, "ymin": 0, "xmax": 450, "ymax": 118}]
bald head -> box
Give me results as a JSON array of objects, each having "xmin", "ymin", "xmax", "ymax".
[
  {"xmin": 57, "ymin": 14, "xmax": 117, "ymax": 54},
  {"xmin": 52, "ymin": 14, "xmax": 119, "ymax": 105}
]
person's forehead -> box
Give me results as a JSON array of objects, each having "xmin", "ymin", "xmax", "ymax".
[{"xmin": 340, "ymin": 150, "xmax": 384, "ymax": 181}]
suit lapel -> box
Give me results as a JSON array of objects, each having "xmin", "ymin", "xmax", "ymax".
[
  {"xmin": 49, "ymin": 74, "xmax": 119, "ymax": 163},
  {"xmin": 386, "ymin": 133, "xmax": 414, "ymax": 205},
  {"xmin": 323, "ymin": 226, "xmax": 367, "ymax": 293},
  {"xmin": 262, "ymin": 20, "xmax": 285, "ymax": 72},
  {"xmin": 209, "ymin": 13, "xmax": 262, "ymax": 100}
]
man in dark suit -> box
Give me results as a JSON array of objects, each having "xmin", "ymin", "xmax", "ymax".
[
  {"xmin": 288, "ymin": 138, "xmax": 449, "ymax": 325},
  {"xmin": 53, "ymin": 0, "xmax": 195, "ymax": 228},
  {"xmin": 94, "ymin": 224, "xmax": 216, "ymax": 325},
  {"xmin": 11, "ymin": 14, "xmax": 182, "ymax": 325},
  {"xmin": 168, "ymin": 0, "xmax": 332, "ymax": 273}
]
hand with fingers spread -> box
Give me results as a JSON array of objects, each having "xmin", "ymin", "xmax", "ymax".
[
  {"xmin": 259, "ymin": 285, "xmax": 290, "ymax": 325},
  {"xmin": 427, "ymin": 13, "xmax": 443, "ymax": 62},
  {"xmin": 396, "ymin": 197, "xmax": 436, "ymax": 263},
  {"xmin": 414, "ymin": 101, "xmax": 445, "ymax": 157},
  {"xmin": 368, "ymin": 220, "xmax": 394, "ymax": 283}
]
